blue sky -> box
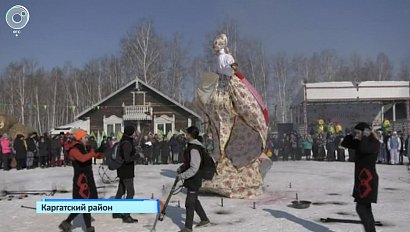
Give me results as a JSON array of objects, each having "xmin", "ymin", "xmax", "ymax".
[{"xmin": 1, "ymin": 0, "xmax": 410, "ymax": 73}]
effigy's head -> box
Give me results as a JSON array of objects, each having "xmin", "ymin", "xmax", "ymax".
[
  {"xmin": 0, "ymin": 113, "xmax": 17, "ymax": 135},
  {"xmin": 213, "ymin": 33, "xmax": 228, "ymax": 53}
]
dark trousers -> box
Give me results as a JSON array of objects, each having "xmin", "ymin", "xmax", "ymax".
[
  {"xmin": 356, "ymin": 202, "xmax": 376, "ymax": 232},
  {"xmin": 399, "ymin": 151, "xmax": 404, "ymax": 164},
  {"xmin": 304, "ymin": 149, "xmax": 311, "ymax": 160},
  {"xmin": 2, "ymin": 153, "xmax": 11, "ymax": 170},
  {"xmin": 327, "ymin": 149, "xmax": 335, "ymax": 161},
  {"xmin": 115, "ymin": 178, "xmax": 135, "ymax": 217},
  {"xmin": 66, "ymin": 213, "xmax": 92, "ymax": 228},
  {"xmin": 337, "ymin": 149, "xmax": 345, "ymax": 161},
  {"xmin": 16, "ymin": 158, "xmax": 26, "ymax": 170},
  {"xmin": 39, "ymin": 156, "xmax": 48, "ymax": 167},
  {"xmin": 184, "ymin": 190, "xmax": 208, "ymax": 230}
]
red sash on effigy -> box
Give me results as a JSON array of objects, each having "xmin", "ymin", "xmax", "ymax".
[{"xmin": 234, "ymin": 71, "xmax": 269, "ymax": 125}]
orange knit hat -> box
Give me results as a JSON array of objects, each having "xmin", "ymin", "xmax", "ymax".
[{"xmin": 73, "ymin": 129, "xmax": 87, "ymax": 141}]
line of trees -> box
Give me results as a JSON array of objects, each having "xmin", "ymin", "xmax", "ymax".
[{"xmin": 0, "ymin": 19, "xmax": 409, "ymax": 134}]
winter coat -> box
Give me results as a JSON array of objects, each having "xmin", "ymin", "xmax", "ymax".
[
  {"xmin": 407, "ymin": 137, "xmax": 410, "ymax": 157},
  {"xmin": 88, "ymin": 139, "xmax": 98, "ymax": 150},
  {"xmin": 14, "ymin": 138, "xmax": 27, "ymax": 159},
  {"xmin": 169, "ymin": 136, "xmax": 180, "ymax": 152},
  {"xmin": 50, "ymin": 138, "xmax": 62, "ymax": 155},
  {"xmin": 117, "ymin": 135, "xmax": 136, "ymax": 179},
  {"xmin": 341, "ymin": 134, "xmax": 379, "ymax": 203},
  {"xmin": 302, "ymin": 137, "xmax": 313, "ymax": 150},
  {"xmin": 0, "ymin": 137, "xmax": 12, "ymax": 154},
  {"xmin": 388, "ymin": 135, "xmax": 400, "ymax": 150},
  {"xmin": 97, "ymin": 139, "xmax": 108, "ymax": 153},
  {"xmin": 180, "ymin": 139, "xmax": 204, "ymax": 191},
  {"xmin": 38, "ymin": 141, "xmax": 49, "ymax": 157},
  {"xmin": 152, "ymin": 138, "xmax": 161, "ymax": 157},
  {"xmin": 160, "ymin": 140, "xmax": 170, "ymax": 159},
  {"xmin": 326, "ymin": 137, "xmax": 336, "ymax": 154},
  {"xmin": 68, "ymin": 141, "xmax": 98, "ymax": 199},
  {"xmin": 334, "ymin": 135, "xmax": 344, "ymax": 149},
  {"xmin": 26, "ymin": 138, "xmax": 37, "ymax": 152}
]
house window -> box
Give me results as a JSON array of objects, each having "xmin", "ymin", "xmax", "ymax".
[
  {"xmin": 154, "ymin": 115, "xmax": 175, "ymax": 136},
  {"xmin": 107, "ymin": 124, "xmax": 114, "ymax": 137},
  {"xmin": 103, "ymin": 115, "xmax": 123, "ymax": 137},
  {"xmin": 107, "ymin": 123, "xmax": 122, "ymax": 137}
]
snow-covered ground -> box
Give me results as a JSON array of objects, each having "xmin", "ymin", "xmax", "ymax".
[{"xmin": 1, "ymin": 160, "xmax": 409, "ymax": 232}]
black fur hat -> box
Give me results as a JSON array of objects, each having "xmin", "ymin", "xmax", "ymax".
[
  {"xmin": 186, "ymin": 126, "xmax": 200, "ymax": 139},
  {"xmin": 124, "ymin": 125, "xmax": 135, "ymax": 136}
]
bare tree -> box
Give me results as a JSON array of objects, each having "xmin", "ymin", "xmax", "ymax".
[
  {"xmin": 166, "ymin": 33, "xmax": 188, "ymax": 103},
  {"xmin": 318, "ymin": 49, "xmax": 341, "ymax": 81},
  {"xmin": 272, "ymin": 53, "xmax": 290, "ymax": 123},
  {"xmin": 397, "ymin": 60, "xmax": 410, "ymax": 81},
  {"xmin": 120, "ymin": 20, "xmax": 164, "ymax": 86},
  {"xmin": 238, "ymin": 39, "xmax": 271, "ymax": 107},
  {"xmin": 376, "ymin": 52, "xmax": 393, "ymax": 81}
]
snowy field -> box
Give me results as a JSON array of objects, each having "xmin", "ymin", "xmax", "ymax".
[{"xmin": 1, "ymin": 160, "xmax": 409, "ymax": 232}]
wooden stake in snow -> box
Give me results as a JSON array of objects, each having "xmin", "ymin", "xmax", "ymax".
[
  {"xmin": 221, "ymin": 198, "xmax": 224, "ymax": 207},
  {"xmin": 177, "ymin": 200, "xmax": 180, "ymax": 208},
  {"xmin": 253, "ymin": 202, "xmax": 256, "ymax": 209}
]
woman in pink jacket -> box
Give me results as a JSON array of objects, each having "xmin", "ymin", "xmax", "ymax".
[{"xmin": 0, "ymin": 133, "xmax": 12, "ymax": 170}]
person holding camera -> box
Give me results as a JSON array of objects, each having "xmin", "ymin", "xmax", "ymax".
[
  {"xmin": 112, "ymin": 125, "xmax": 138, "ymax": 223},
  {"xmin": 341, "ymin": 122, "xmax": 379, "ymax": 232},
  {"xmin": 176, "ymin": 126, "xmax": 210, "ymax": 232}
]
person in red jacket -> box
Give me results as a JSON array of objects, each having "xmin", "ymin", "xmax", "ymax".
[{"xmin": 59, "ymin": 129, "xmax": 103, "ymax": 232}]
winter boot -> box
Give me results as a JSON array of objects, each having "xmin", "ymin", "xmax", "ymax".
[
  {"xmin": 195, "ymin": 219, "xmax": 210, "ymax": 228},
  {"xmin": 112, "ymin": 213, "xmax": 123, "ymax": 219},
  {"xmin": 86, "ymin": 226, "xmax": 95, "ymax": 232},
  {"xmin": 58, "ymin": 220, "xmax": 71, "ymax": 232},
  {"xmin": 178, "ymin": 228, "xmax": 192, "ymax": 232},
  {"xmin": 122, "ymin": 215, "xmax": 137, "ymax": 223}
]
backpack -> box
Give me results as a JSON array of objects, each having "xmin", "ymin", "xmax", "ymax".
[
  {"xmin": 105, "ymin": 141, "xmax": 127, "ymax": 171},
  {"xmin": 199, "ymin": 147, "xmax": 216, "ymax": 180}
]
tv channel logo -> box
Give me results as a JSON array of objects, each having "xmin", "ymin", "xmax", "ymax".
[{"xmin": 6, "ymin": 5, "xmax": 30, "ymax": 30}]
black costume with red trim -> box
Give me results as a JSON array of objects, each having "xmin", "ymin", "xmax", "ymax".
[
  {"xmin": 68, "ymin": 142, "xmax": 98, "ymax": 199},
  {"xmin": 341, "ymin": 134, "xmax": 379, "ymax": 203}
]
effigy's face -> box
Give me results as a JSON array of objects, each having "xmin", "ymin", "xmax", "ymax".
[
  {"xmin": 0, "ymin": 115, "xmax": 6, "ymax": 129},
  {"xmin": 213, "ymin": 37, "xmax": 225, "ymax": 53}
]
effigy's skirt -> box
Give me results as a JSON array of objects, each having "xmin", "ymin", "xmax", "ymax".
[{"xmin": 195, "ymin": 72, "xmax": 272, "ymax": 198}]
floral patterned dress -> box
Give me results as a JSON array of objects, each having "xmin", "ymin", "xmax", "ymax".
[{"xmin": 195, "ymin": 49, "xmax": 271, "ymax": 198}]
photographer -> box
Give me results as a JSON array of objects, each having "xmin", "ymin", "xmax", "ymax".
[
  {"xmin": 341, "ymin": 122, "xmax": 379, "ymax": 232},
  {"xmin": 176, "ymin": 126, "xmax": 210, "ymax": 232}
]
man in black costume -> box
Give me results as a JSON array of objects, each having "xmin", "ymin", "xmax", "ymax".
[{"xmin": 341, "ymin": 122, "xmax": 379, "ymax": 232}]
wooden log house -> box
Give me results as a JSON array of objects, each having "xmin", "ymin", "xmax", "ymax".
[{"xmin": 75, "ymin": 79, "xmax": 201, "ymax": 137}]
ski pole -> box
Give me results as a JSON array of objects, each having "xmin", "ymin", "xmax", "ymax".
[{"xmin": 21, "ymin": 205, "xmax": 36, "ymax": 210}]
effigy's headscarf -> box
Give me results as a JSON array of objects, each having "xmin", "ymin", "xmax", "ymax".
[{"xmin": 213, "ymin": 33, "xmax": 229, "ymax": 53}]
